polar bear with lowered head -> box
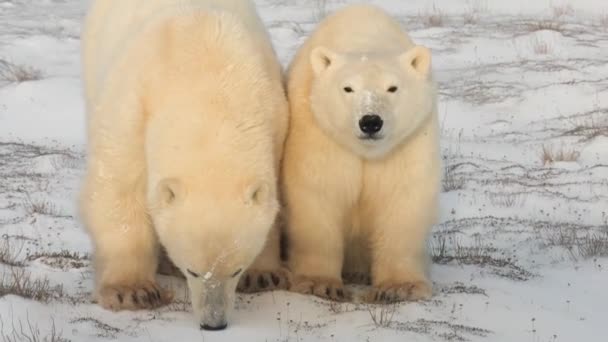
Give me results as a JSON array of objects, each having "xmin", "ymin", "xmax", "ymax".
[
  {"xmin": 80, "ymin": 0, "xmax": 288, "ymax": 330},
  {"xmin": 283, "ymin": 4, "xmax": 441, "ymax": 303}
]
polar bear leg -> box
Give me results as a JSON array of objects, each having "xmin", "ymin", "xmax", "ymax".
[
  {"xmin": 286, "ymin": 191, "xmax": 349, "ymax": 301},
  {"xmin": 81, "ymin": 101, "xmax": 171, "ymax": 311},
  {"xmin": 365, "ymin": 192, "xmax": 435, "ymax": 304}
]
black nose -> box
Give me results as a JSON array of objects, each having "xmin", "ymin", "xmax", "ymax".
[
  {"xmin": 200, "ymin": 323, "xmax": 228, "ymax": 331},
  {"xmin": 359, "ymin": 114, "xmax": 383, "ymax": 134}
]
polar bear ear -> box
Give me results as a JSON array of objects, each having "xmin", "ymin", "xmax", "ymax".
[
  {"xmin": 400, "ymin": 46, "xmax": 432, "ymax": 78},
  {"xmin": 244, "ymin": 181, "xmax": 270, "ymax": 206},
  {"xmin": 158, "ymin": 178, "xmax": 182, "ymax": 207},
  {"xmin": 310, "ymin": 46, "xmax": 342, "ymax": 76}
]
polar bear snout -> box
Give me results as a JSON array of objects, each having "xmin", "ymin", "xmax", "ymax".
[
  {"xmin": 201, "ymin": 322, "xmax": 227, "ymax": 331},
  {"xmin": 359, "ymin": 114, "xmax": 384, "ymax": 137},
  {"xmin": 188, "ymin": 277, "xmax": 235, "ymax": 332}
]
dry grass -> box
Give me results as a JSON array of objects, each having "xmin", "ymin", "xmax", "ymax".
[
  {"xmin": 26, "ymin": 250, "xmax": 89, "ymax": 270},
  {"xmin": 0, "ymin": 237, "xmax": 25, "ymax": 267},
  {"xmin": 527, "ymin": 20, "xmax": 564, "ymax": 33},
  {"xmin": 0, "ymin": 59, "xmax": 43, "ymax": 84},
  {"xmin": 22, "ymin": 195, "xmax": 61, "ymax": 217},
  {"xmin": 69, "ymin": 318, "xmax": 120, "ymax": 339},
  {"xmin": 0, "ymin": 267, "xmax": 63, "ymax": 303},
  {"xmin": 312, "ymin": 0, "xmax": 328, "ymax": 22},
  {"xmin": 577, "ymin": 231, "xmax": 608, "ymax": 259},
  {"xmin": 463, "ymin": 0, "xmax": 487, "ymax": 25},
  {"xmin": 430, "ymin": 234, "xmax": 532, "ymax": 281},
  {"xmin": 50, "ymin": 154, "xmax": 81, "ymax": 170},
  {"xmin": 541, "ymin": 145, "xmax": 579, "ymax": 165},
  {"xmin": 565, "ymin": 113, "xmax": 608, "ymax": 141},
  {"xmin": 531, "ymin": 36, "xmax": 552, "ymax": 55},
  {"xmin": 368, "ymin": 304, "xmax": 397, "ymax": 328},
  {"xmin": 442, "ymin": 164, "xmax": 465, "ymax": 192},
  {"xmin": 551, "ymin": 4, "xmax": 574, "ymax": 19},
  {"xmin": 487, "ymin": 192, "xmax": 526, "ymax": 208},
  {"xmin": 543, "ymin": 224, "xmax": 608, "ymax": 260},
  {"xmin": 420, "ymin": 4, "xmax": 445, "ymax": 28},
  {"xmin": 600, "ymin": 14, "xmax": 608, "ymax": 29},
  {"xmin": 0, "ymin": 314, "xmax": 69, "ymax": 342}
]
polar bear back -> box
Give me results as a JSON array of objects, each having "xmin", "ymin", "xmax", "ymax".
[{"xmin": 82, "ymin": 0, "xmax": 280, "ymax": 105}]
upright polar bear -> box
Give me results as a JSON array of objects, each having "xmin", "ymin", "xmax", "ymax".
[
  {"xmin": 80, "ymin": 0, "xmax": 288, "ymax": 330},
  {"xmin": 283, "ymin": 4, "xmax": 441, "ymax": 303}
]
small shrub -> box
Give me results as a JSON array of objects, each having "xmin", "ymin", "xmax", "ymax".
[
  {"xmin": 0, "ymin": 314, "xmax": 69, "ymax": 342},
  {"xmin": 0, "ymin": 237, "xmax": 25, "ymax": 267},
  {"xmin": 600, "ymin": 14, "xmax": 608, "ymax": 29},
  {"xmin": 421, "ymin": 4, "xmax": 445, "ymax": 27},
  {"xmin": 487, "ymin": 192, "xmax": 527, "ymax": 208},
  {"xmin": 577, "ymin": 233, "xmax": 608, "ymax": 259},
  {"xmin": 443, "ymin": 164, "xmax": 465, "ymax": 192},
  {"xmin": 565, "ymin": 113, "xmax": 608, "ymax": 141},
  {"xmin": 23, "ymin": 195, "xmax": 61, "ymax": 217},
  {"xmin": 368, "ymin": 304, "xmax": 397, "ymax": 328},
  {"xmin": 0, "ymin": 59, "xmax": 43, "ymax": 83},
  {"xmin": 541, "ymin": 145, "xmax": 579, "ymax": 165},
  {"xmin": 531, "ymin": 36, "xmax": 552, "ymax": 55},
  {"xmin": 527, "ymin": 20, "xmax": 564, "ymax": 33},
  {"xmin": 312, "ymin": 0, "xmax": 327, "ymax": 22},
  {"xmin": 463, "ymin": 0, "xmax": 487, "ymax": 24},
  {"xmin": 551, "ymin": 4, "xmax": 574, "ymax": 19},
  {"xmin": 0, "ymin": 267, "xmax": 64, "ymax": 303}
]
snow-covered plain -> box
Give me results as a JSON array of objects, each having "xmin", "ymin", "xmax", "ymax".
[{"xmin": 1, "ymin": 0, "xmax": 608, "ymax": 341}]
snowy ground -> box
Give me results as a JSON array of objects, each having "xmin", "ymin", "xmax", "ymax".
[{"xmin": 1, "ymin": 0, "xmax": 608, "ymax": 341}]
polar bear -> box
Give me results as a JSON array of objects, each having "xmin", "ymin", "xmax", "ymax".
[
  {"xmin": 80, "ymin": 0, "xmax": 288, "ymax": 330},
  {"xmin": 283, "ymin": 4, "xmax": 441, "ymax": 303}
]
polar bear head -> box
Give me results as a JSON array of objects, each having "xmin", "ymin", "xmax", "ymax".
[
  {"xmin": 148, "ymin": 147, "xmax": 279, "ymax": 330},
  {"xmin": 309, "ymin": 46, "xmax": 436, "ymax": 159}
]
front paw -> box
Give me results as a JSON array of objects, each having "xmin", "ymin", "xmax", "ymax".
[
  {"xmin": 237, "ymin": 268, "xmax": 290, "ymax": 293},
  {"xmin": 96, "ymin": 281, "xmax": 173, "ymax": 311},
  {"xmin": 366, "ymin": 280, "xmax": 432, "ymax": 304},
  {"xmin": 290, "ymin": 276, "xmax": 350, "ymax": 302}
]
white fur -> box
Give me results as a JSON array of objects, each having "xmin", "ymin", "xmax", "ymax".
[
  {"xmin": 283, "ymin": 4, "xmax": 441, "ymax": 302},
  {"xmin": 80, "ymin": 0, "xmax": 288, "ymax": 328}
]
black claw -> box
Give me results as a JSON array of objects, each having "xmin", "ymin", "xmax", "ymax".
[
  {"xmin": 244, "ymin": 275, "xmax": 251, "ymax": 288},
  {"xmin": 325, "ymin": 287, "xmax": 331, "ymax": 297},
  {"xmin": 406, "ymin": 285, "xmax": 414, "ymax": 299},
  {"xmin": 374, "ymin": 292, "xmax": 380, "ymax": 302},
  {"xmin": 271, "ymin": 273, "xmax": 280, "ymax": 287},
  {"xmin": 154, "ymin": 289, "xmax": 162, "ymax": 301},
  {"xmin": 258, "ymin": 275, "xmax": 268, "ymax": 289},
  {"xmin": 337, "ymin": 289, "xmax": 344, "ymax": 299},
  {"xmin": 379, "ymin": 292, "xmax": 387, "ymax": 302},
  {"xmin": 117, "ymin": 293, "xmax": 123, "ymax": 304},
  {"xmin": 138, "ymin": 292, "xmax": 149, "ymax": 305},
  {"xmin": 132, "ymin": 293, "xmax": 139, "ymax": 304},
  {"xmin": 144, "ymin": 290, "xmax": 154, "ymax": 305}
]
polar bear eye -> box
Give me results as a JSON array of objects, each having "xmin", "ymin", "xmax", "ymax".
[
  {"xmin": 387, "ymin": 86, "xmax": 399, "ymax": 93},
  {"xmin": 343, "ymin": 86, "xmax": 354, "ymax": 93},
  {"xmin": 187, "ymin": 269, "xmax": 200, "ymax": 278}
]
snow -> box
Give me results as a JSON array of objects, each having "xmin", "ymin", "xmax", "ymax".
[{"xmin": 1, "ymin": 0, "xmax": 607, "ymax": 341}]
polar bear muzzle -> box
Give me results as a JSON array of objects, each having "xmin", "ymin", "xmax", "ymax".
[{"xmin": 188, "ymin": 276, "xmax": 233, "ymax": 331}]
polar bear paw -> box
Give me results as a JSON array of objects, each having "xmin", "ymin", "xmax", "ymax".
[
  {"xmin": 237, "ymin": 268, "xmax": 290, "ymax": 293},
  {"xmin": 96, "ymin": 281, "xmax": 173, "ymax": 311},
  {"xmin": 366, "ymin": 280, "xmax": 432, "ymax": 304},
  {"xmin": 290, "ymin": 276, "xmax": 350, "ymax": 302}
]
